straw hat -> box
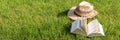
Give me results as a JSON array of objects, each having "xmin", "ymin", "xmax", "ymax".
[{"xmin": 68, "ymin": 1, "xmax": 98, "ymax": 20}]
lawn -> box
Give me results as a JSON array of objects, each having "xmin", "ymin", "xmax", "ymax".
[{"xmin": 0, "ymin": 0, "xmax": 120, "ymax": 40}]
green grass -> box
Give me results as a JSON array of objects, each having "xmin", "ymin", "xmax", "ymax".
[{"xmin": 0, "ymin": 0, "xmax": 120, "ymax": 40}]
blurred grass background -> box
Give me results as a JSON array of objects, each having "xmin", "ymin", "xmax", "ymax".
[{"xmin": 0, "ymin": 0, "xmax": 120, "ymax": 40}]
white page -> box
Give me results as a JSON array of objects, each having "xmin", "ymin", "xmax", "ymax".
[
  {"xmin": 70, "ymin": 19, "xmax": 86, "ymax": 34},
  {"xmin": 87, "ymin": 19, "xmax": 105, "ymax": 37}
]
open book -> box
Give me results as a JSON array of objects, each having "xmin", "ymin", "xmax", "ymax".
[{"xmin": 70, "ymin": 19, "xmax": 105, "ymax": 37}]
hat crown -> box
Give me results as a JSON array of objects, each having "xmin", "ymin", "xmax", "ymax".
[
  {"xmin": 78, "ymin": 1, "xmax": 93, "ymax": 12},
  {"xmin": 79, "ymin": 1, "xmax": 92, "ymax": 7}
]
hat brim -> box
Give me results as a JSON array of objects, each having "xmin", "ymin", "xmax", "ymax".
[{"xmin": 68, "ymin": 6, "xmax": 98, "ymax": 20}]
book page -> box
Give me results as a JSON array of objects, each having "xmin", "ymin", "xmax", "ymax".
[{"xmin": 87, "ymin": 19, "xmax": 100, "ymax": 35}]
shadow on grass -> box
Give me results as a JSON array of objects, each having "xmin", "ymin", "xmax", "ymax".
[
  {"xmin": 57, "ymin": 10, "xmax": 73, "ymax": 21},
  {"xmin": 62, "ymin": 22, "xmax": 77, "ymax": 38},
  {"xmin": 57, "ymin": 10, "xmax": 69, "ymax": 17},
  {"xmin": 57, "ymin": 10, "xmax": 74, "ymax": 34},
  {"xmin": 58, "ymin": 10, "xmax": 77, "ymax": 38}
]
